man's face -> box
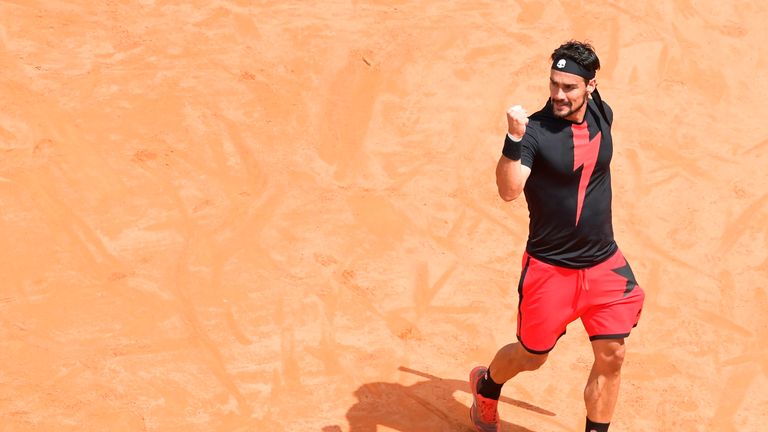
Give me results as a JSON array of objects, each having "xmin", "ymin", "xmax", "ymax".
[{"xmin": 549, "ymin": 69, "xmax": 595, "ymax": 121}]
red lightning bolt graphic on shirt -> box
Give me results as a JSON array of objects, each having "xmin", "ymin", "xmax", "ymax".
[{"xmin": 572, "ymin": 124, "xmax": 601, "ymax": 226}]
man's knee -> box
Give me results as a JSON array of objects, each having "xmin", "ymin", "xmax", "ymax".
[
  {"xmin": 593, "ymin": 340, "xmax": 625, "ymax": 374},
  {"xmin": 515, "ymin": 344, "xmax": 548, "ymax": 371},
  {"xmin": 523, "ymin": 353, "xmax": 548, "ymax": 371}
]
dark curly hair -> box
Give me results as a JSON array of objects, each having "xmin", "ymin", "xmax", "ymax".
[{"xmin": 551, "ymin": 41, "xmax": 600, "ymax": 82}]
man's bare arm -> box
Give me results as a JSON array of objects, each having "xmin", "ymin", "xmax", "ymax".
[
  {"xmin": 496, "ymin": 155, "xmax": 531, "ymax": 201},
  {"xmin": 496, "ymin": 105, "xmax": 532, "ymax": 201}
]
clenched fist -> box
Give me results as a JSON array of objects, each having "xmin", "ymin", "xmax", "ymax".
[{"xmin": 506, "ymin": 105, "xmax": 529, "ymax": 140}]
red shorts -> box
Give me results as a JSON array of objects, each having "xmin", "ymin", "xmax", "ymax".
[{"xmin": 516, "ymin": 249, "xmax": 645, "ymax": 354}]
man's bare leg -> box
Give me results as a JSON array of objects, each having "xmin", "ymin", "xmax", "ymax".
[
  {"xmin": 584, "ymin": 338, "xmax": 626, "ymax": 428},
  {"xmin": 488, "ymin": 342, "xmax": 548, "ymax": 383}
]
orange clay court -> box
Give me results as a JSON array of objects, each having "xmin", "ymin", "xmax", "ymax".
[{"xmin": 1, "ymin": 1, "xmax": 767, "ymax": 431}]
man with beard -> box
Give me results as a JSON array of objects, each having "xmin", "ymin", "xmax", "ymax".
[{"xmin": 468, "ymin": 41, "xmax": 645, "ymax": 432}]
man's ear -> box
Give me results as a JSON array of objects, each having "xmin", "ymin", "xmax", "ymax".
[{"xmin": 587, "ymin": 78, "xmax": 597, "ymax": 94}]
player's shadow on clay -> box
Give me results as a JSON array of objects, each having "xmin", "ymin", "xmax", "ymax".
[{"xmin": 321, "ymin": 366, "xmax": 554, "ymax": 432}]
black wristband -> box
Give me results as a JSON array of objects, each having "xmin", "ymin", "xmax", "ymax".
[
  {"xmin": 585, "ymin": 418, "xmax": 610, "ymax": 432},
  {"xmin": 502, "ymin": 134, "xmax": 522, "ymax": 161}
]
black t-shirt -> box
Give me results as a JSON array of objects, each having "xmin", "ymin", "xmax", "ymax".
[{"xmin": 512, "ymin": 98, "xmax": 618, "ymax": 268}]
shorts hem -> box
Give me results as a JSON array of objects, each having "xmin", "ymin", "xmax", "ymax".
[
  {"xmin": 589, "ymin": 332, "xmax": 631, "ymax": 341},
  {"xmin": 517, "ymin": 333, "xmax": 561, "ymax": 355}
]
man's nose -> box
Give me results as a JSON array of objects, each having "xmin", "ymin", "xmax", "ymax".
[{"xmin": 551, "ymin": 87, "xmax": 565, "ymax": 100}]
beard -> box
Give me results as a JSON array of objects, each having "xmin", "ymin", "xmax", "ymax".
[{"xmin": 551, "ymin": 94, "xmax": 588, "ymax": 119}]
